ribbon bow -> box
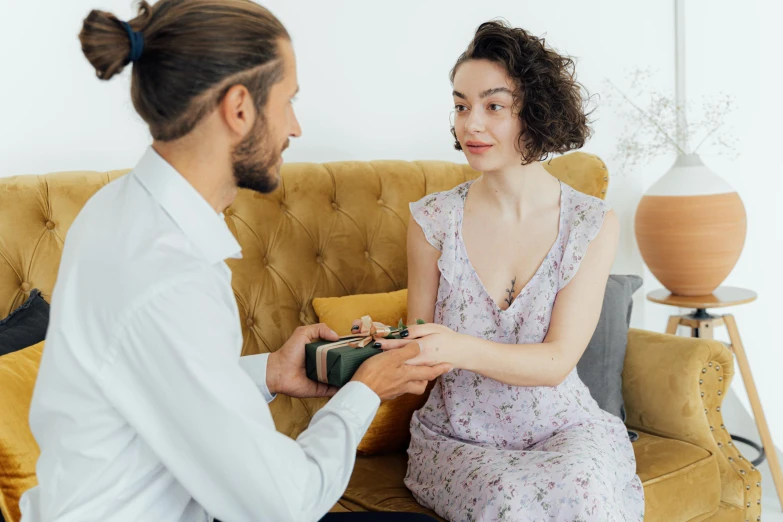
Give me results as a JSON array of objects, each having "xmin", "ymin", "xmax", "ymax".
[{"xmin": 314, "ymin": 315, "xmax": 401, "ymax": 383}]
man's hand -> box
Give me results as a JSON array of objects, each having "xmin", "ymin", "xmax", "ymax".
[
  {"xmin": 351, "ymin": 342, "xmax": 452, "ymax": 401},
  {"xmin": 266, "ymin": 324, "xmax": 340, "ymax": 399}
]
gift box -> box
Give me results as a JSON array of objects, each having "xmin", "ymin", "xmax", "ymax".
[{"xmin": 305, "ymin": 316, "xmax": 414, "ymax": 387}]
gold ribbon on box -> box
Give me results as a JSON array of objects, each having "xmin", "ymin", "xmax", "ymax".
[{"xmin": 315, "ymin": 315, "xmax": 396, "ymax": 384}]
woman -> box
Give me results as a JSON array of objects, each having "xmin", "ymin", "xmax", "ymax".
[{"xmin": 385, "ymin": 21, "xmax": 644, "ymax": 521}]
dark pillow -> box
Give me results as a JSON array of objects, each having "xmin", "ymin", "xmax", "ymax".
[
  {"xmin": 0, "ymin": 289, "xmax": 50, "ymax": 357},
  {"xmin": 577, "ymin": 274, "xmax": 642, "ymax": 424}
]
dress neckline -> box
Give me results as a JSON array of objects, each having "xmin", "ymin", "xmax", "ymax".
[{"xmin": 456, "ymin": 179, "xmax": 567, "ymax": 314}]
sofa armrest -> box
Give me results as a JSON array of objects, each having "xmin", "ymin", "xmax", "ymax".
[{"xmin": 623, "ymin": 328, "xmax": 761, "ymax": 518}]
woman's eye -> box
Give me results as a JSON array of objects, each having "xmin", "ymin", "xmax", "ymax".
[
  {"xmin": 454, "ymin": 105, "xmax": 468, "ymax": 112},
  {"xmin": 489, "ymin": 103, "xmax": 504, "ymax": 111}
]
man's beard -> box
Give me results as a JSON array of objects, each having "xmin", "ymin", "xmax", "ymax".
[{"xmin": 232, "ymin": 114, "xmax": 288, "ymax": 194}]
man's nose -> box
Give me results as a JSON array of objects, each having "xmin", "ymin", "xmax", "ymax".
[{"xmin": 290, "ymin": 108, "xmax": 302, "ymax": 138}]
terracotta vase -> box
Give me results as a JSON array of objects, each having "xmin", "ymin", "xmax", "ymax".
[{"xmin": 634, "ymin": 154, "xmax": 747, "ymax": 296}]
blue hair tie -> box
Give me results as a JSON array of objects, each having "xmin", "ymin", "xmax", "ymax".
[{"xmin": 121, "ymin": 21, "xmax": 144, "ymax": 64}]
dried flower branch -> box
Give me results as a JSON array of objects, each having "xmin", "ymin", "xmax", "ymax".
[{"xmin": 603, "ymin": 68, "xmax": 739, "ymax": 174}]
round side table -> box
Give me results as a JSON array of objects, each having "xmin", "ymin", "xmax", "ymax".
[{"xmin": 648, "ymin": 286, "xmax": 783, "ymax": 509}]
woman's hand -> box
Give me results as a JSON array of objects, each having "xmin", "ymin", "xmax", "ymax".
[
  {"xmin": 348, "ymin": 318, "xmax": 466, "ymax": 367},
  {"xmin": 372, "ymin": 323, "xmax": 468, "ymax": 368}
]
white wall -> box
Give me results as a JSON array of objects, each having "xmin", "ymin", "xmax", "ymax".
[{"xmin": 1, "ymin": 0, "xmax": 781, "ymax": 447}]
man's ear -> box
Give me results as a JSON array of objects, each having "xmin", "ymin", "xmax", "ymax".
[{"xmin": 219, "ymin": 84, "xmax": 256, "ymax": 140}]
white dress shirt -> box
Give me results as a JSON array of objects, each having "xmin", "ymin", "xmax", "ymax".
[{"xmin": 19, "ymin": 147, "xmax": 380, "ymax": 522}]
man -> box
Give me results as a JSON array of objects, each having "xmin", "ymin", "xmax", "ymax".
[{"xmin": 19, "ymin": 1, "xmax": 448, "ymax": 521}]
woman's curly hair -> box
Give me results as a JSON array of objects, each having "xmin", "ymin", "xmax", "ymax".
[{"xmin": 450, "ymin": 20, "xmax": 592, "ymax": 165}]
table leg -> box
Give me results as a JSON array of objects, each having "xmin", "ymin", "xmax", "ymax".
[
  {"xmin": 724, "ymin": 314, "xmax": 783, "ymax": 510},
  {"xmin": 666, "ymin": 316, "xmax": 681, "ymax": 335}
]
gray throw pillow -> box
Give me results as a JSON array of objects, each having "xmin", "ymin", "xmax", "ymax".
[
  {"xmin": 0, "ymin": 288, "xmax": 50, "ymax": 356},
  {"xmin": 576, "ymin": 274, "xmax": 643, "ymax": 423}
]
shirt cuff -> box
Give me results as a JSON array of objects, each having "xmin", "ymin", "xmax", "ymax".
[
  {"xmin": 238, "ymin": 353, "xmax": 277, "ymax": 403},
  {"xmin": 322, "ymin": 381, "xmax": 381, "ymax": 433}
]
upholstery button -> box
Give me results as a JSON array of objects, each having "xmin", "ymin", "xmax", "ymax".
[
  {"xmin": 225, "ymin": 209, "xmax": 232, "ymax": 216},
  {"xmin": 246, "ymin": 318, "xmax": 254, "ymax": 327},
  {"xmin": 316, "ymin": 256, "xmax": 323, "ymax": 264},
  {"xmin": 365, "ymin": 251, "xmax": 370, "ymax": 258},
  {"xmin": 20, "ymin": 282, "xmax": 31, "ymax": 292},
  {"xmin": 377, "ymin": 199, "xmax": 384, "ymax": 205},
  {"xmin": 331, "ymin": 202, "xmax": 338, "ymax": 210},
  {"xmin": 299, "ymin": 312, "xmax": 306, "ymax": 323},
  {"xmin": 45, "ymin": 220, "xmax": 55, "ymax": 230},
  {"xmin": 264, "ymin": 257, "xmax": 269, "ymax": 266}
]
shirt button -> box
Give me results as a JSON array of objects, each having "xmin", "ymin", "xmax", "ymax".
[
  {"xmin": 20, "ymin": 282, "xmax": 31, "ymax": 292},
  {"xmin": 45, "ymin": 221, "xmax": 55, "ymax": 230}
]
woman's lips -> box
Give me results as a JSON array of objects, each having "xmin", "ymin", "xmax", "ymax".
[{"xmin": 465, "ymin": 141, "xmax": 493, "ymax": 154}]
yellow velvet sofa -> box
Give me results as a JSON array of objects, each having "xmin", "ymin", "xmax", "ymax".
[{"xmin": 0, "ymin": 152, "xmax": 762, "ymax": 522}]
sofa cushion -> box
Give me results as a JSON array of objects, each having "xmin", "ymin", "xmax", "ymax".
[
  {"xmin": 0, "ymin": 342, "xmax": 44, "ymax": 522},
  {"xmin": 634, "ymin": 431, "xmax": 721, "ymax": 521},
  {"xmin": 0, "ymin": 289, "xmax": 49, "ymax": 357},
  {"xmin": 340, "ymin": 431, "xmax": 719, "ymax": 522},
  {"xmin": 577, "ymin": 274, "xmax": 642, "ymax": 421}
]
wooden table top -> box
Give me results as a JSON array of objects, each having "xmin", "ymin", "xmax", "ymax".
[{"xmin": 647, "ymin": 286, "xmax": 757, "ymax": 309}]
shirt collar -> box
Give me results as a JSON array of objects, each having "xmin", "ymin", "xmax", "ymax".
[{"xmin": 132, "ymin": 147, "xmax": 242, "ymax": 264}]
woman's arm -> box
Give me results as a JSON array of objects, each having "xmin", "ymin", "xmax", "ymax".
[
  {"xmin": 404, "ymin": 210, "xmax": 620, "ymax": 387},
  {"xmin": 406, "ymin": 215, "xmax": 441, "ymax": 324}
]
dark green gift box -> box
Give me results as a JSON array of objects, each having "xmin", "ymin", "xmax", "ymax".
[{"xmin": 305, "ymin": 333, "xmax": 403, "ymax": 387}]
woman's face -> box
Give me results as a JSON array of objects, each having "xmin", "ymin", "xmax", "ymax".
[{"xmin": 452, "ymin": 59, "xmax": 524, "ymax": 172}]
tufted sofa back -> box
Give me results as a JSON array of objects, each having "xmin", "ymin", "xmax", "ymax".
[{"xmin": 0, "ymin": 153, "xmax": 608, "ymax": 436}]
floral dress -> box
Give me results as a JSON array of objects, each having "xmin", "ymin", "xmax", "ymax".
[{"xmin": 404, "ymin": 180, "xmax": 644, "ymax": 522}]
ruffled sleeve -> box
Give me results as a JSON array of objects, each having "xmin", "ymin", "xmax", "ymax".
[
  {"xmin": 409, "ymin": 191, "xmax": 450, "ymax": 252},
  {"xmin": 558, "ymin": 188, "xmax": 611, "ymax": 289},
  {"xmin": 409, "ymin": 183, "xmax": 470, "ymax": 301}
]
